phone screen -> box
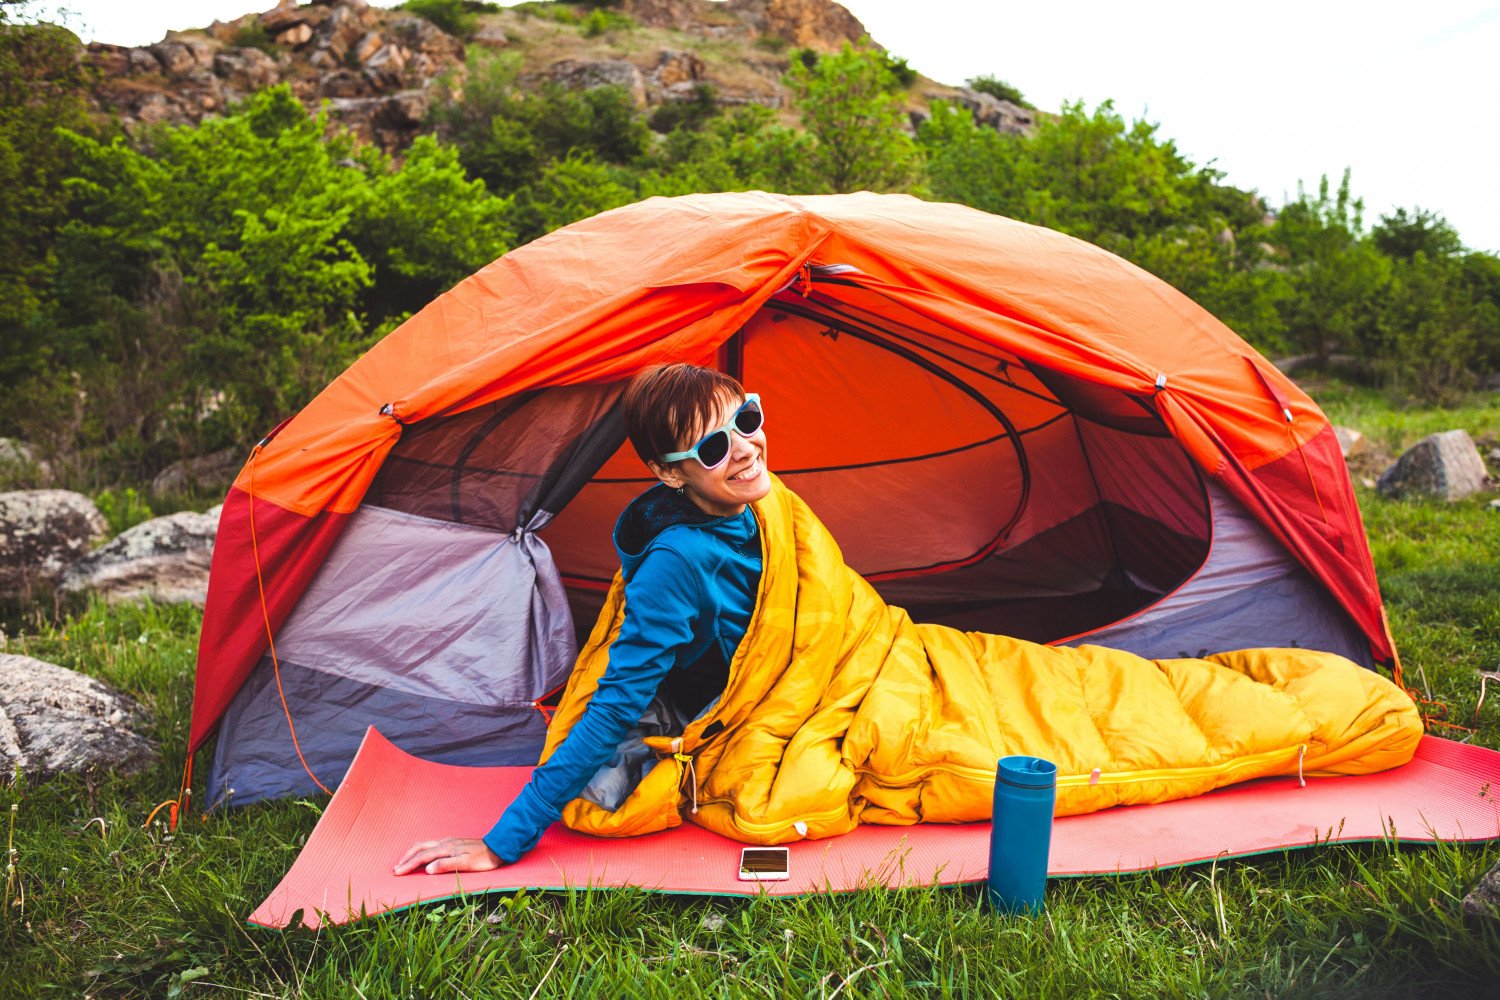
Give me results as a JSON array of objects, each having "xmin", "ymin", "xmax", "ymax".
[{"xmin": 739, "ymin": 847, "xmax": 790, "ymax": 879}]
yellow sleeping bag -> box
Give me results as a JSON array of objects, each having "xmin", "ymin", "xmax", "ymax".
[{"xmin": 545, "ymin": 478, "xmax": 1421, "ymax": 844}]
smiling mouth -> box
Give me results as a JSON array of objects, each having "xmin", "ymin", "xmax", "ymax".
[{"xmin": 727, "ymin": 456, "xmax": 761, "ymax": 483}]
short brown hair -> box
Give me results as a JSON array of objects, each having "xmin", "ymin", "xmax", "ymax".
[{"xmin": 622, "ymin": 363, "xmax": 745, "ymax": 466}]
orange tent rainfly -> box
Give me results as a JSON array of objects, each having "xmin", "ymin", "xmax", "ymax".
[{"xmin": 189, "ymin": 192, "xmax": 1396, "ymax": 808}]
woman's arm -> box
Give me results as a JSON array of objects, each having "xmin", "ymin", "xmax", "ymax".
[{"xmin": 395, "ymin": 548, "xmax": 704, "ymax": 871}]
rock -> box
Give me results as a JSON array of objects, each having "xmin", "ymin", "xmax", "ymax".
[
  {"xmin": 127, "ymin": 47, "xmax": 162, "ymax": 74},
  {"xmin": 84, "ymin": 41, "xmax": 129, "ymax": 75},
  {"xmin": 0, "ymin": 654, "xmax": 158, "ymax": 779},
  {"xmin": 1332, "ymin": 426, "xmax": 1367, "ymax": 458},
  {"xmin": 149, "ymin": 447, "xmax": 243, "ymax": 497},
  {"xmin": 547, "ymin": 58, "xmax": 647, "ymax": 107},
  {"xmin": 261, "ymin": 2, "xmax": 308, "ymax": 34},
  {"xmin": 150, "ymin": 39, "xmax": 214, "ymax": 77},
  {"xmin": 379, "ymin": 89, "xmax": 430, "ymax": 128},
  {"xmin": 277, "ymin": 22, "xmax": 315, "ymax": 47},
  {"xmin": 215, "ymin": 47, "xmax": 282, "ymax": 92},
  {"xmin": 1376, "ymin": 430, "xmax": 1491, "ymax": 501},
  {"xmin": 354, "ymin": 31, "xmax": 385, "ymax": 64},
  {"xmin": 319, "ymin": 67, "xmax": 369, "ymax": 99},
  {"xmin": 472, "ymin": 24, "xmax": 508, "ymax": 48},
  {"xmin": 317, "ymin": 6, "xmax": 368, "ymax": 63},
  {"xmin": 0, "ymin": 491, "xmax": 108, "ymax": 601},
  {"xmin": 623, "ymin": 0, "xmax": 869, "ymax": 51},
  {"xmin": 149, "ymin": 40, "xmax": 200, "ymax": 76},
  {"xmin": 653, "ymin": 49, "xmax": 706, "ymax": 88},
  {"xmin": 1464, "ymin": 860, "xmax": 1500, "ymax": 920},
  {"xmin": 932, "ymin": 88, "xmax": 1035, "ymax": 135},
  {"xmin": 363, "ymin": 43, "xmax": 410, "ymax": 90},
  {"xmin": 308, "ymin": 48, "xmax": 339, "ymax": 71},
  {"xmin": 131, "ymin": 91, "xmax": 177, "ymax": 126},
  {"xmin": 387, "ymin": 16, "xmax": 464, "ymax": 63},
  {"xmin": 59, "ymin": 509, "xmax": 218, "ymax": 606}
]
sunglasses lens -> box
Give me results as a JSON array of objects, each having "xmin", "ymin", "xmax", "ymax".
[
  {"xmin": 695, "ymin": 430, "xmax": 731, "ymax": 468},
  {"xmin": 734, "ymin": 401, "xmax": 763, "ymax": 435}
]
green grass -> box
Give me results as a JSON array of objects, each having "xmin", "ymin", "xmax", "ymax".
[{"xmin": 2, "ymin": 391, "xmax": 1499, "ymax": 997}]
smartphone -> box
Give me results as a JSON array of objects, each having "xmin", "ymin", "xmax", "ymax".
[{"xmin": 738, "ymin": 847, "xmax": 790, "ymax": 882}]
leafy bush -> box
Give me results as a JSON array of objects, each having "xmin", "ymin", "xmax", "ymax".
[
  {"xmin": 93, "ymin": 487, "xmax": 154, "ymax": 535},
  {"xmin": 785, "ymin": 43, "xmax": 921, "ymax": 192},
  {"xmin": 399, "ymin": 0, "xmax": 490, "ymax": 40},
  {"xmin": 14, "ymin": 86, "xmax": 512, "ymax": 479},
  {"xmin": 581, "ymin": 7, "xmax": 634, "ymax": 37},
  {"xmin": 881, "ymin": 52, "xmax": 917, "ymax": 89},
  {"xmin": 229, "ymin": 18, "xmax": 276, "ymax": 54},
  {"xmin": 967, "ymin": 74, "xmax": 1031, "ymax": 108},
  {"xmin": 434, "ymin": 50, "xmax": 650, "ymax": 198},
  {"xmin": 648, "ymin": 84, "xmax": 719, "ymax": 134},
  {"xmin": 512, "ymin": 1, "xmax": 580, "ymax": 25}
]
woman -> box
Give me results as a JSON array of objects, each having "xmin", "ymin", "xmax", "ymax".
[
  {"xmin": 396, "ymin": 363, "xmax": 771, "ymax": 875},
  {"xmin": 396, "ymin": 363, "xmax": 1421, "ymax": 871}
]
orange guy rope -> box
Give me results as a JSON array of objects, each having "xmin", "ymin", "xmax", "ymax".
[{"xmin": 248, "ymin": 444, "xmax": 332, "ymax": 797}]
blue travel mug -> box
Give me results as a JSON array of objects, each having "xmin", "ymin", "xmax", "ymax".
[{"xmin": 987, "ymin": 755, "xmax": 1058, "ymax": 914}]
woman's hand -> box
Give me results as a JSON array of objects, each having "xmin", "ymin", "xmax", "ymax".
[{"xmin": 393, "ymin": 837, "xmax": 505, "ymax": 876}]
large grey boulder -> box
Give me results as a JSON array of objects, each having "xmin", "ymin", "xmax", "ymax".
[
  {"xmin": 547, "ymin": 58, "xmax": 648, "ymax": 107},
  {"xmin": 0, "ymin": 654, "xmax": 158, "ymax": 779},
  {"xmin": 59, "ymin": 507, "xmax": 221, "ymax": 607},
  {"xmin": 150, "ymin": 446, "xmax": 243, "ymax": 498},
  {"xmin": 1376, "ymin": 430, "xmax": 1491, "ymax": 501},
  {"xmin": 0, "ymin": 490, "xmax": 109, "ymax": 600}
]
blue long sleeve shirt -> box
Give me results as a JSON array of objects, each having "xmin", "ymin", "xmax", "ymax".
[{"xmin": 483, "ymin": 485, "xmax": 761, "ymax": 864}]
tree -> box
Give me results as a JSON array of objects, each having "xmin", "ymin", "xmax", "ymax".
[
  {"xmin": 918, "ymin": 99, "xmax": 1284, "ymax": 350},
  {"xmin": 16, "ymin": 87, "xmax": 513, "ymax": 478},
  {"xmin": 0, "ymin": 13, "xmax": 96, "ymax": 395},
  {"xmin": 1372, "ymin": 207, "xmax": 1463, "ymax": 262},
  {"xmin": 433, "ymin": 51, "xmax": 650, "ymax": 194},
  {"xmin": 1269, "ymin": 171, "xmax": 1390, "ymax": 363},
  {"xmin": 785, "ymin": 42, "xmax": 921, "ymax": 193}
]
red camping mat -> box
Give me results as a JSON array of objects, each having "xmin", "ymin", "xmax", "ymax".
[{"xmin": 250, "ymin": 728, "xmax": 1500, "ymax": 928}]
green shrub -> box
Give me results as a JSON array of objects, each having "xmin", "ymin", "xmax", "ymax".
[
  {"xmin": 512, "ymin": 1, "xmax": 580, "ymax": 24},
  {"xmin": 967, "ymin": 74, "xmax": 1032, "ymax": 108},
  {"xmin": 229, "ymin": 18, "xmax": 276, "ymax": 55},
  {"xmin": 881, "ymin": 52, "xmax": 917, "ymax": 89},
  {"xmin": 399, "ymin": 0, "xmax": 488, "ymax": 40},
  {"xmin": 648, "ymin": 84, "xmax": 719, "ymax": 134},
  {"xmin": 94, "ymin": 487, "xmax": 153, "ymax": 535},
  {"xmin": 581, "ymin": 7, "xmax": 634, "ymax": 37}
]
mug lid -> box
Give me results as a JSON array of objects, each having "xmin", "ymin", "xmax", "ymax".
[{"xmin": 997, "ymin": 755, "xmax": 1058, "ymax": 788}]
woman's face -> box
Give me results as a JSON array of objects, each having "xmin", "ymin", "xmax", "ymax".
[{"xmin": 650, "ymin": 392, "xmax": 771, "ymax": 517}]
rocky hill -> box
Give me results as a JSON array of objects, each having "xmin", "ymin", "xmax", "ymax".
[{"xmin": 81, "ymin": 0, "xmax": 1033, "ymax": 154}]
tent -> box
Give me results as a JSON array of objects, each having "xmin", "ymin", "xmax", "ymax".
[{"xmin": 189, "ymin": 191, "xmax": 1398, "ymax": 809}]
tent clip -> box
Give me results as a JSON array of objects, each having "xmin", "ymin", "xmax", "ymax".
[
  {"xmin": 379, "ymin": 402, "xmax": 406, "ymax": 425},
  {"xmin": 1153, "ymin": 373, "xmax": 1167, "ymax": 392}
]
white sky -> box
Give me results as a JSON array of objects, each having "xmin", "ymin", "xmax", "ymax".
[{"xmin": 39, "ymin": 0, "xmax": 1500, "ymax": 252}]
